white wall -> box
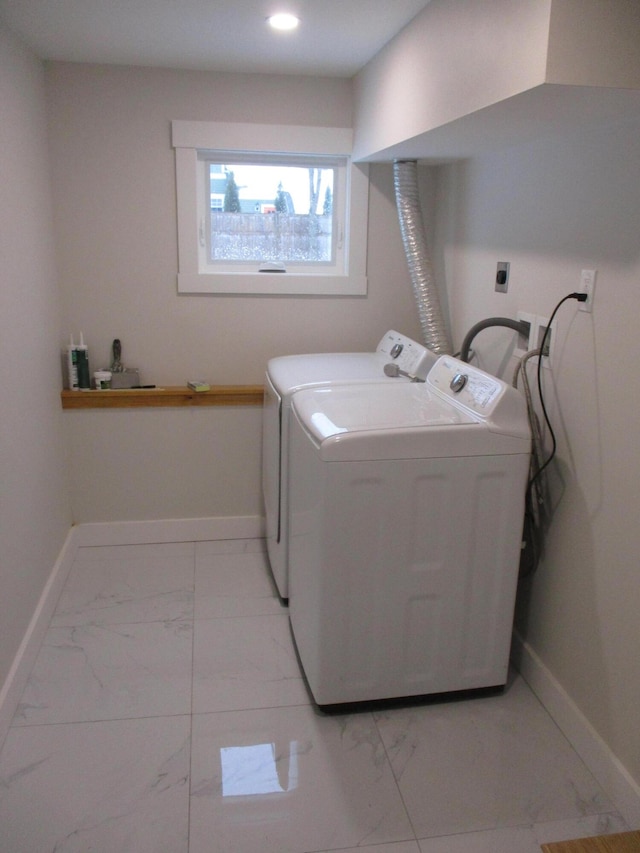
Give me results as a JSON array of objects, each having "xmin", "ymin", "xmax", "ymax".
[
  {"xmin": 64, "ymin": 407, "xmax": 264, "ymax": 523},
  {"xmin": 46, "ymin": 62, "xmax": 428, "ymax": 522},
  {"xmin": 435, "ymin": 112, "xmax": 640, "ymax": 789},
  {"xmin": 546, "ymin": 0, "xmax": 640, "ymax": 87},
  {"xmin": 353, "ymin": 0, "xmax": 640, "ymax": 164},
  {"xmin": 0, "ymin": 26, "xmax": 72, "ymax": 689},
  {"xmin": 353, "ymin": 0, "xmax": 552, "ymax": 161}
]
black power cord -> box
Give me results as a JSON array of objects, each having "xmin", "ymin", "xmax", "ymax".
[
  {"xmin": 529, "ymin": 292, "xmax": 588, "ymax": 492},
  {"xmin": 518, "ymin": 291, "xmax": 587, "ymax": 578}
]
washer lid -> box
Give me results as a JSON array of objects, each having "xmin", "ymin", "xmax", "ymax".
[
  {"xmin": 291, "ymin": 358, "xmax": 531, "ymax": 462},
  {"xmin": 266, "ymin": 330, "xmax": 436, "ymax": 394},
  {"xmin": 267, "ymin": 352, "xmax": 391, "ymax": 395},
  {"xmin": 296, "ymin": 383, "xmax": 476, "ymax": 442}
]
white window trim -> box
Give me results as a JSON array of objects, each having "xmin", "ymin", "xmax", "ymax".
[{"xmin": 172, "ymin": 121, "xmax": 368, "ymax": 296}]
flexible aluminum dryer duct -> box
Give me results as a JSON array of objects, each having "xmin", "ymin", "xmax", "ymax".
[{"xmin": 393, "ymin": 160, "xmax": 452, "ymax": 355}]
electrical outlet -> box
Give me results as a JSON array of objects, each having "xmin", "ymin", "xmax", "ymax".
[
  {"xmin": 579, "ymin": 268, "xmax": 597, "ymax": 312},
  {"xmin": 495, "ymin": 261, "xmax": 510, "ymax": 293}
]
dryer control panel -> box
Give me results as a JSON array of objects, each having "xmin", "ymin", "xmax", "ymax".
[
  {"xmin": 376, "ymin": 330, "xmax": 434, "ymax": 380},
  {"xmin": 427, "ymin": 356, "xmax": 505, "ymax": 417}
]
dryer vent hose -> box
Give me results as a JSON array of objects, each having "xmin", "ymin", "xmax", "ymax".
[{"xmin": 393, "ymin": 160, "xmax": 452, "ymax": 355}]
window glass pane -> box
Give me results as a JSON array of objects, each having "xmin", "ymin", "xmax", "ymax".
[{"xmin": 207, "ymin": 163, "xmax": 335, "ymax": 264}]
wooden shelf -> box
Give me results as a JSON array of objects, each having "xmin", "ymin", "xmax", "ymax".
[
  {"xmin": 61, "ymin": 385, "xmax": 264, "ymax": 409},
  {"xmin": 541, "ymin": 830, "xmax": 640, "ymax": 852}
]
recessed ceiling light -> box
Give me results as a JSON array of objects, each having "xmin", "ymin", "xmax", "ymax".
[{"xmin": 267, "ymin": 13, "xmax": 300, "ymax": 31}]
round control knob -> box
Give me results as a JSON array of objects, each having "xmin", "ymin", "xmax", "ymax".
[
  {"xmin": 450, "ymin": 372, "xmax": 468, "ymax": 393},
  {"xmin": 390, "ymin": 343, "xmax": 404, "ymax": 359}
]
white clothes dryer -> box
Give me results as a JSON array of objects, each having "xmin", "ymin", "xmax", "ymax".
[
  {"xmin": 262, "ymin": 330, "xmax": 435, "ymax": 600},
  {"xmin": 287, "ymin": 355, "xmax": 531, "ymax": 707}
]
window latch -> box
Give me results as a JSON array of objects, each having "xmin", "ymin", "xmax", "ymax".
[{"xmin": 259, "ymin": 262, "xmax": 286, "ymax": 273}]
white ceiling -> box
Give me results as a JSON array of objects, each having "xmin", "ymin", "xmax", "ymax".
[{"xmin": 0, "ymin": 0, "xmax": 432, "ymax": 77}]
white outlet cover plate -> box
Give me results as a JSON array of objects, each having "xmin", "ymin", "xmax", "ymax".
[{"xmin": 514, "ymin": 311, "xmax": 535, "ymax": 358}]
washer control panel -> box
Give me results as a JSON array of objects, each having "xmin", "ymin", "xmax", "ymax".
[
  {"xmin": 427, "ymin": 356, "xmax": 505, "ymax": 417},
  {"xmin": 376, "ymin": 330, "xmax": 433, "ymax": 380}
]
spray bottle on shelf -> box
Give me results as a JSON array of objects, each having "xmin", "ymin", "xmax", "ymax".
[
  {"xmin": 66, "ymin": 334, "xmax": 79, "ymax": 390},
  {"xmin": 76, "ymin": 332, "xmax": 90, "ymax": 389},
  {"xmin": 66, "ymin": 333, "xmax": 90, "ymax": 389}
]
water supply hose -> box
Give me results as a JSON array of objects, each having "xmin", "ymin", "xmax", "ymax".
[
  {"xmin": 459, "ymin": 317, "xmax": 529, "ymax": 363},
  {"xmin": 393, "ymin": 160, "xmax": 452, "ymax": 355}
]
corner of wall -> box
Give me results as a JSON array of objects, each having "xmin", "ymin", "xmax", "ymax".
[
  {"xmin": 0, "ymin": 525, "xmax": 78, "ymax": 751},
  {"xmin": 512, "ymin": 632, "xmax": 640, "ymax": 828}
]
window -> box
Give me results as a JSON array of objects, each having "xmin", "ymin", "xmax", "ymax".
[
  {"xmin": 204, "ymin": 158, "xmax": 337, "ymax": 269},
  {"xmin": 172, "ymin": 121, "xmax": 368, "ymax": 296}
]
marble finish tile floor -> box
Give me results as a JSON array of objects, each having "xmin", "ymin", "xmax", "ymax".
[{"xmin": 0, "ymin": 539, "xmax": 630, "ymax": 852}]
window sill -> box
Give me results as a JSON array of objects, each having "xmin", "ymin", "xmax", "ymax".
[
  {"xmin": 61, "ymin": 385, "xmax": 264, "ymax": 409},
  {"xmin": 177, "ymin": 271, "xmax": 367, "ymax": 296}
]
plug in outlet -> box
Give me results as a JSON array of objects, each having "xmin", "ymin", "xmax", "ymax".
[{"xmin": 579, "ymin": 269, "xmax": 597, "ymax": 312}]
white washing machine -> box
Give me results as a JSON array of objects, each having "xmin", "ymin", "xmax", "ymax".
[
  {"xmin": 287, "ymin": 355, "xmax": 531, "ymax": 707},
  {"xmin": 262, "ymin": 330, "xmax": 435, "ymax": 600}
]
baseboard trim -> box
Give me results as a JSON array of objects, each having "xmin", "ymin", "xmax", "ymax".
[
  {"xmin": 0, "ymin": 525, "xmax": 79, "ymax": 749},
  {"xmin": 75, "ymin": 515, "xmax": 265, "ymax": 547},
  {"xmin": 512, "ymin": 631, "xmax": 640, "ymax": 827}
]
